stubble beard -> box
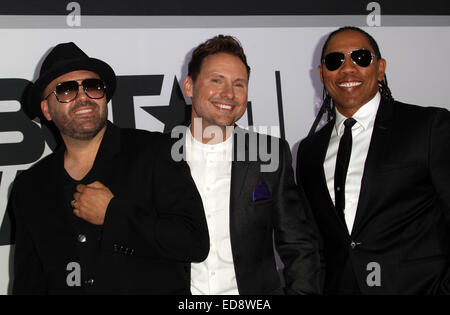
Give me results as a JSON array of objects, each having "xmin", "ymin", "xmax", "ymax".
[{"xmin": 52, "ymin": 100, "xmax": 108, "ymax": 141}]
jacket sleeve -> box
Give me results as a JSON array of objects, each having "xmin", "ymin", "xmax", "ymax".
[
  {"xmin": 10, "ymin": 182, "xmax": 46, "ymax": 294},
  {"xmin": 428, "ymin": 108, "xmax": 450, "ymax": 293},
  {"xmin": 429, "ymin": 108, "xmax": 450, "ymax": 225},
  {"xmin": 100, "ymin": 135, "xmax": 209, "ymax": 263},
  {"xmin": 273, "ymin": 139, "xmax": 322, "ymax": 295}
]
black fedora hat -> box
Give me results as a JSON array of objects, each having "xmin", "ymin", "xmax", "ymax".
[{"xmin": 28, "ymin": 42, "xmax": 116, "ymax": 119}]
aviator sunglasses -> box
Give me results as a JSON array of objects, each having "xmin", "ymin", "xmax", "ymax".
[
  {"xmin": 44, "ymin": 78, "xmax": 106, "ymax": 103},
  {"xmin": 323, "ymin": 48, "xmax": 375, "ymax": 71}
]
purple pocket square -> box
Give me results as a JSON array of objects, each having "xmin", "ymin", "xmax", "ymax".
[{"xmin": 253, "ymin": 181, "xmax": 271, "ymax": 201}]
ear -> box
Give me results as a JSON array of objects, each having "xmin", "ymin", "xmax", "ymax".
[
  {"xmin": 318, "ymin": 64, "xmax": 324, "ymax": 83},
  {"xmin": 377, "ymin": 58, "xmax": 386, "ymax": 81},
  {"xmin": 40, "ymin": 100, "xmax": 52, "ymax": 121},
  {"xmin": 183, "ymin": 76, "xmax": 194, "ymax": 98}
]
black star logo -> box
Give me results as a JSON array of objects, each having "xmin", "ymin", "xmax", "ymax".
[{"xmin": 141, "ymin": 77, "xmax": 191, "ymax": 133}]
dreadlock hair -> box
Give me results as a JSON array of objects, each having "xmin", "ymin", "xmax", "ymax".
[
  {"xmin": 379, "ymin": 76, "xmax": 394, "ymax": 104},
  {"xmin": 308, "ymin": 26, "xmax": 394, "ymax": 137}
]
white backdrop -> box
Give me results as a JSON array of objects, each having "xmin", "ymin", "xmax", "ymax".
[{"xmin": 0, "ymin": 25, "xmax": 449, "ymax": 294}]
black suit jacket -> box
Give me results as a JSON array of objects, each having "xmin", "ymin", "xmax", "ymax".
[
  {"xmin": 296, "ymin": 100, "xmax": 450, "ymax": 294},
  {"xmin": 10, "ymin": 121, "xmax": 209, "ymax": 294},
  {"xmin": 232, "ymin": 128, "xmax": 322, "ymax": 295},
  {"xmin": 174, "ymin": 126, "xmax": 322, "ymax": 294}
]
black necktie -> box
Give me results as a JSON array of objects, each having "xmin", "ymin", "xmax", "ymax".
[{"xmin": 334, "ymin": 118, "xmax": 357, "ymax": 224}]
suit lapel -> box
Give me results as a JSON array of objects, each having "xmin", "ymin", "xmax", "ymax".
[
  {"xmin": 313, "ymin": 122, "xmax": 335, "ymax": 207},
  {"xmin": 310, "ymin": 121, "xmax": 351, "ymax": 232},
  {"xmin": 351, "ymin": 100, "xmax": 394, "ymax": 237},
  {"xmin": 48, "ymin": 147, "xmax": 74, "ymax": 229},
  {"xmin": 229, "ymin": 128, "xmax": 251, "ymax": 227},
  {"xmin": 87, "ymin": 121, "xmax": 121, "ymax": 187},
  {"xmin": 229, "ymin": 127, "xmax": 260, "ymax": 289},
  {"xmin": 230, "ymin": 161, "xmax": 249, "ymax": 209},
  {"xmin": 41, "ymin": 147, "xmax": 81, "ymax": 261}
]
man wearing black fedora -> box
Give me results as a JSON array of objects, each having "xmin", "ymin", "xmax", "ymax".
[{"xmin": 9, "ymin": 42, "xmax": 209, "ymax": 294}]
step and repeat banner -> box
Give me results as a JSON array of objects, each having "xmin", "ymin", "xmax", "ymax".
[{"xmin": 0, "ymin": 0, "xmax": 449, "ymax": 294}]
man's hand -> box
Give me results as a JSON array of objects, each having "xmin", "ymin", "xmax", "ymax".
[{"xmin": 72, "ymin": 181, "xmax": 114, "ymax": 225}]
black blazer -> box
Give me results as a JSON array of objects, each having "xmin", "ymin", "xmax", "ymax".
[
  {"xmin": 296, "ymin": 100, "xmax": 450, "ymax": 294},
  {"xmin": 10, "ymin": 121, "xmax": 209, "ymax": 294},
  {"xmin": 175, "ymin": 126, "xmax": 322, "ymax": 294}
]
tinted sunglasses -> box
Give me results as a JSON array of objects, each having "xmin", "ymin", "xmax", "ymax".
[
  {"xmin": 45, "ymin": 78, "xmax": 106, "ymax": 103},
  {"xmin": 323, "ymin": 48, "xmax": 375, "ymax": 71}
]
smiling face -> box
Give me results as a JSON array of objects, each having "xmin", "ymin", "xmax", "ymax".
[
  {"xmin": 41, "ymin": 70, "xmax": 108, "ymax": 141},
  {"xmin": 184, "ymin": 52, "xmax": 249, "ymax": 141},
  {"xmin": 319, "ymin": 30, "xmax": 386, "ymax": 117}
]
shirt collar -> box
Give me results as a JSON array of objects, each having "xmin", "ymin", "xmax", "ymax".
[{"xmin": 335, "ymin": 92, "xmax": 380, "ymax": 136}]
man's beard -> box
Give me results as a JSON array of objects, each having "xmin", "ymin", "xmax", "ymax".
[{"xmin": 51, "ymin": 100, "xmax": 107, "ymax": 141}]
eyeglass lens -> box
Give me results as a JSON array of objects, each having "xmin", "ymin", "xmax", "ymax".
[
  {"xmin": 55, "ymin": 78, "xmax": 105, "ymax": 102},
  {"xmin": 324, "ymin": 49, "xmax": 373, "ymax": 71}
]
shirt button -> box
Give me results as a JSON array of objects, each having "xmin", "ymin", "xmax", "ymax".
[
  {"xmin": 350, "ymin": 241, "xmax": 361, "ymax": 249},
  {"xmin": 206, "ymin": 187, "xmax": 210, "ymax": 192},
  {"xmin": 77, "ymin": 234, "xmax": 87, "ymax": 243},
  {"xmin": 211, "ymin": 271, "xmax": 215, "ymax": 276},
  {"xmin": 336, "ymin": 186, "xmax": 341, "ymax": 192}
]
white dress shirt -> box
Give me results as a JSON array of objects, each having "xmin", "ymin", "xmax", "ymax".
[
  {"xmin": 186, "ymin": 128, "xmax": 239, "ymax": 295},
  {"xmin": 324, "ymin": 92, "xmax": 380, "ymax": 233}
]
